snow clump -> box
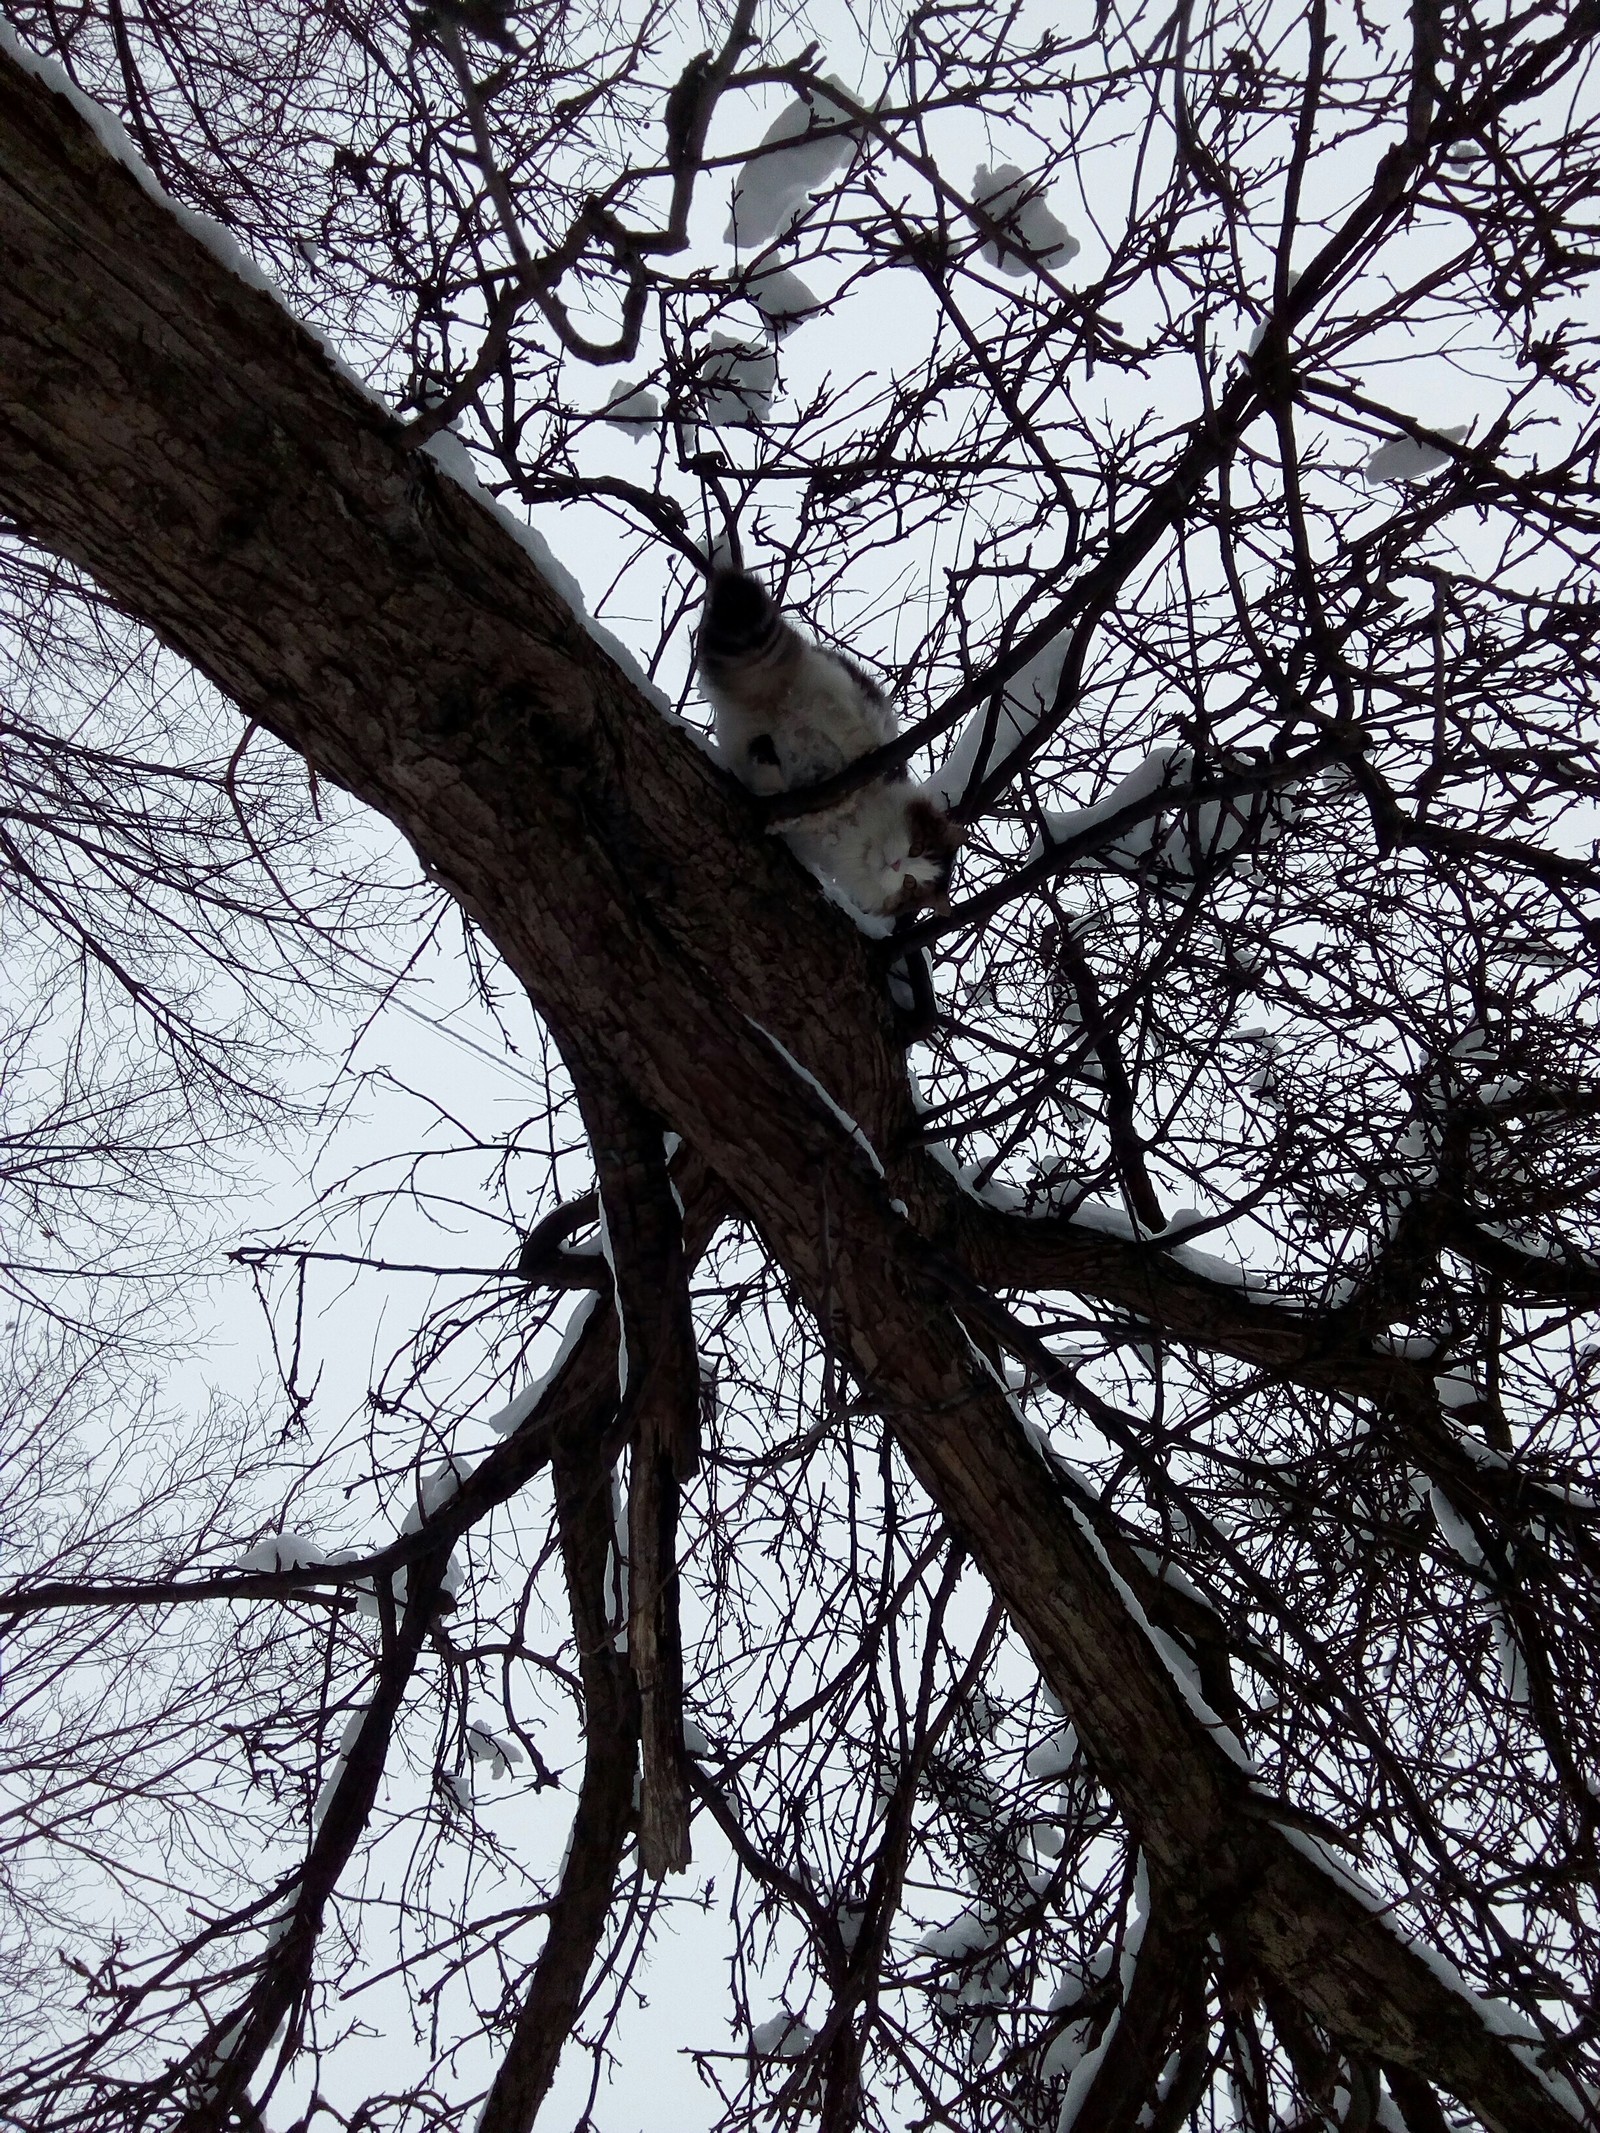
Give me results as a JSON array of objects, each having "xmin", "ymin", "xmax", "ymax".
[
  {"xmin": 233, "ymin": 1534, "xmax": 331, "ymax": 1573},
  {"xmin": 750, "ymin": 2012, "xmax": 816, "ymax": 2059},
  {"xmin": 972, "ymin": 164, "xmax": 1080, "ymax": 276},
  {"xmin": 725, "ymin": 80, "xmax": 858, "ymax": 247},
  {"xmin": 601, "ymin": 381, "xmax": 661, "ymax": 434},
  {"xmin": 466, "ymin": 1722, "xmax": 525, "ymax": 1779},
  {"xmin": 699, "ymin": 334, "xmax": 778, "ymax": 426},
  {"xmin": 748, "ymin": 263, "xmax": 824, "ymax": 338},
  {"xmin": 1363, "ymin": 426, "xmax": 1468, "ymax": 483}
]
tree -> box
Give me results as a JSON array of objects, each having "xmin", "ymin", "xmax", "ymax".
[{"xmin": 1, "ymin": 3, "xmax": 1599, "ymax": 2131}]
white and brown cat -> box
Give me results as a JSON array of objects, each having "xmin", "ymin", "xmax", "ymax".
[{"xmin": 697, "ymin": 569, "xmax": 959, "ymax": 917}]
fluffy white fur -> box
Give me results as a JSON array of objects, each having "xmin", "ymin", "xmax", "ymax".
[{"xmin": 699, "ymin": 577, "xmax": 955, "ymax": 915}]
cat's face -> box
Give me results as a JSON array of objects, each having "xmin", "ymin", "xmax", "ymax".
[{"xmin": 875, "ymin": 799, "xmax": 963, "ymax": 915}]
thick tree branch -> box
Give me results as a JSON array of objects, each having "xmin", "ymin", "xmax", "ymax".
[
  {"xmin": 475, "ymin": 1400, "xmax": 641, "ymax": 2133},
  {"xmin": 1064, "ymin": 1872, "xmax": 1209, "ymax": 2133},
  {"xmin": 575, "ymin": 1063, "xmax": 697, "ymax": 1878},
  {"xmin": 516, "ymin": 1187, "xmax": 605, "ymax": 1286}
]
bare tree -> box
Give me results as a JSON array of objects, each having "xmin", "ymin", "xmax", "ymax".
[{"xmin": 1, "ymin": 3, "xmax": 1599, "ymax": 2132}]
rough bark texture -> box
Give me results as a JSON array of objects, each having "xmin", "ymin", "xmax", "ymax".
[
  {"xmin": 578, "ymin": 1067, "xmax": 697, "ymax": 1878},
  {"xmin": 475, "ymin": 1413, "xmax": 640, "ymax": 2133},
  {"xmin": 0, "ymin": 48, "xmax": 1582, "ymax": 2133},
  {"xmin": 1067, "ymin": 1878, "xmax": 1206, "ymax": 2133}
]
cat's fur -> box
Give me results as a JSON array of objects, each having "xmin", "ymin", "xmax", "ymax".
[{"xmin": 696, "ymin": 570, "xmax": 960, "ymax": 916}]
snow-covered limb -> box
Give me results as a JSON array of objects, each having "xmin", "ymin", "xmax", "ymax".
[
  {"xmin": 932, "ymin": 634, "xmax": 1068, "ymax": 809},
  {"xmin": 417, "ymin": 428, "xmax": 668, "ymax": 709},
  {"xmin": 232, "ymin": 1534, "xmax": 334, "ymax": 1575},
  {"xmin": 1033, "ymin": 745, "xmax": 1294, "ymax": 886},
  {"xmin": 748, "ymin": 1019, "xmax": 887, "ymax": 1177},
  {"xmin": 1026, "ymin": 1722, "xmax": 1079, "ymax": 1780},
  {"xmin": 313, "ymin": 1710, "xmax": 367, "ymax": 1829},
  {"xmin": 0, "ymin": 29, "xmax": 686, "ymax": 721},
  {"xmin": 1430, "ymin": 1486, "xmax": 1487, "ymax": 1572},
  {"xmin": 1247, "ymin": 268, "xmax": 1302, "ymax": 352},
  {"xmin": 487, "ymin": 1294, "xmax": 603, "ymax": 1435}
]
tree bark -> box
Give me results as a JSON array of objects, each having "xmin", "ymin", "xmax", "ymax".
[
  {"xmin": 475, "ymin": 1401, "xmax": 641, "ymax": 2133},
  {"xmin": 576, "ymin": 1064, "xmax": 697, "ymax": 1878}
]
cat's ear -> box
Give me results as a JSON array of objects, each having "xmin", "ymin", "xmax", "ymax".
[{"xmin": 905, "ymin": 795, "xmax": 964, "ymax": 859}]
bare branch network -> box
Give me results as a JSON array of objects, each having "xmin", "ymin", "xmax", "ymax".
[{"xmin": 0, "ymin": 3, "xmax": 1598, "ymax": 2132}]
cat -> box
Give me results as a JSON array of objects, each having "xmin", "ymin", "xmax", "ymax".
[{"xmin": 696, "ymin": 569, "xmax": 960, "ymax": 917}]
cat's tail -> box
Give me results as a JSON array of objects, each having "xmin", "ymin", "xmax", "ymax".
[{"xmin": 697, "ymin": 569, "xmax": 787, "ymax": 680}]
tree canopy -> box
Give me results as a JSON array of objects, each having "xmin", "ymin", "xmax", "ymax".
[{"xmin": 1, "ymin": 5, "xmax": 1599, "ymax": 2132}]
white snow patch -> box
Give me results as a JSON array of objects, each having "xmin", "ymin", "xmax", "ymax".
[
  {"xmin": 1026, "ymin": 1724, "xmax": 1079, "ymax": 1781},
  {"xmin": 605, "ymin": 1463, "xmax": 629, "ymax": 1652},
  {"xmin": 1062, "ymin": 1500, "xmax": 1258, "ymax": 1772},
  {"xmin": 972, "ymin": 164, "xmax": 1080, "ymax": 277},
  {"xmin": 1479, "ymin": 1077, "xmax": 1527, "ymax": 1105},
  {"xmin": 1363, "ymin": 426, "xmax": 1469, "ymax": 483},
  {"xmin": 933, "ymin": 635, "xmax": 1068, "ymax": 809},
  {"xmin": 1492, "ymin": 1610, "xmax": 1530, "ymax": 1705},
  {"xmin": 917, "ymin": 1907, "xmax": 998, "ymax": 1960},
  {"xmin": 725, "ymin": 79, "xmax": 858, "ymax": 246},
  {"xmin": 312, "ymin": 1710, "xmax": 370, "ymax": 1828},
  {"xmin": 1276, "ymin": 1820, "xmax": 1394, "ymax": 1910},
  {"xmin": 466, "ymin": 1722, "xmax": 525, "ymax": 1778},
  {"xmin": 1373, "ymin": 1333, "xmax": 1441, "ymax": 1360},
  {"xmin": 402, "ymin": 1455, "xmax": 476, "ymax": 1533},
  {"xmin": 923, "ymin": 1140, "xmax": 1029, "ymax": 1209},
  {"xmin": 749, "ymin": 264, "xmax": 823, "ymax": 338},
  {"xmin": 1033, "ymin": 745, "xmax": 1287, "ymax": 885},
  {"xmin": 1246, "ymin": 270, "xmax": 1302, "ymax": 352},
  {"xmin": 698, "ymin": 333, "xmax": 778, "ymax": 426},
  {"xmin": 595, "ymin": 1201, "xmax": 628, "ymax": 1398},
  {"xmin": 233, "ymin": 1533, "xmax": 332, "ymax": 1574},
  {"xmin": 414, "ymin": 433, "xmax": 669, "ymax": 710},
  {"xmin": 1444, "ymin": 1425, "xmax": 1510, "ymax": 1472},
  {"xmin": 600, "ymin": 380, "xmax": 661, "ymax": 433},
  {"xmin": 1480, "ymin": 1221, "xmax": 1569, "ymax": 1263},
  {"xmin": 750, "ymin": 2012, "xmax": 816, "ymax": 2059},
  {"xmin": 1034, "ymin": 748, "xmax": 1184, "ymax": 860},
  {"xmin": 1435, "ymin": 1372, "xmax": 1480, "ymax": 1409},
  {"xmin": 1429, "ymin": 1487, "xmax": 1486, "ymax": 1572},
  {"xmin": 1065, "ymin": 1200, "xmax": 1151, "ymax": 1247},
  {"xmin": 1131, "ymin": 1548, "xmax": 1217, "ymax": 1614}
]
